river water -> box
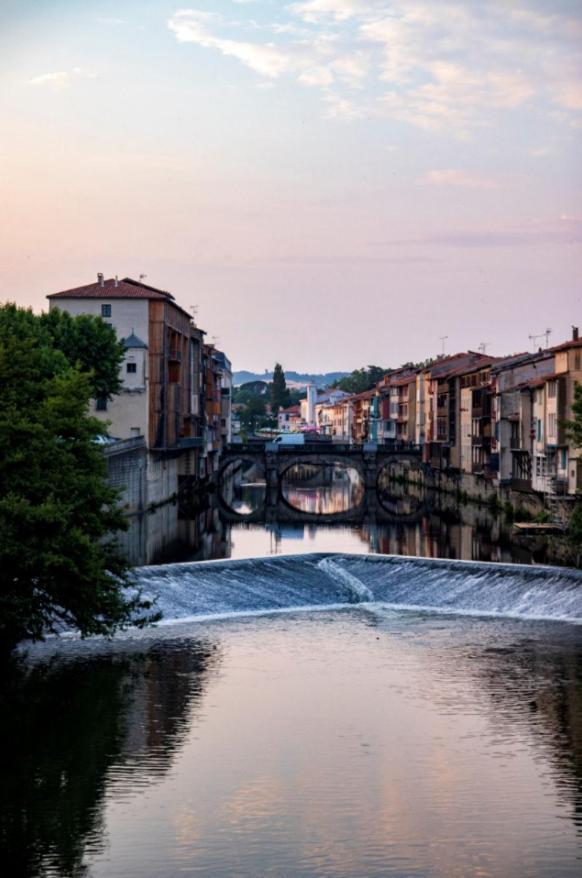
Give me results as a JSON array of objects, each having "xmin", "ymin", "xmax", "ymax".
[
  {"xmin": 3, "ymin": 480, "xmax": 582, "ymax": 876},
  {"xmin": 128, "ymin": 479, "xmax": 555, "ymax": 567}
]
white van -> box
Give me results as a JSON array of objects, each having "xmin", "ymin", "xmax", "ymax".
[{"xmin": 272, "ymin": 433, "xmax": 305, "ymax": 446}]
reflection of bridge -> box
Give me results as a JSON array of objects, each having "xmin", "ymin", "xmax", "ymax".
[
  {"xmin": 217, "ymin": 492, "xmax": 426, "ymax": 526},
  {"xmin": 217, "ymin": 443, "xmax": 424, "ymax": 525},
  {"xmin": 219, "ymin": 442, "xmax": 422, "ymax": 491}
]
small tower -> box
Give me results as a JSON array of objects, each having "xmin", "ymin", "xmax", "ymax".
[{"xmin": 306, "ymin": 383, "xmax": 317, "ymax": 426}]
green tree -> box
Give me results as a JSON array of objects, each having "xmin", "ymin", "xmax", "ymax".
[
  {"xmin": 40, "ymin": 306, "xmax": 125, "ymax": 399},
  {"xmin": 271, "ymin": 363, "xmax": 290, "ymax": 414},
  {"xmin": 0, "ymin": 304, "xmax": 154, "ymax": 652},
  {"xmin": 334, "ymin": 365, "xmax": 390, "ymax": 394},
  {"xmin": 240, "ymin": 395, "xmax": 267, "ymax": 430},
  {"xmin": 564, "ymin": 381, "xmax": 582, "ymax": 449}
]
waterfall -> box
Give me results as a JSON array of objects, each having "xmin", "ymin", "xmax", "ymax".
[{"xmin": 133, "ymin": 553, "xmax": 582, "ymax": 626}]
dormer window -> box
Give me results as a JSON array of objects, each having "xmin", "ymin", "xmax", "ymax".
[
  {"xmin": 101, "ymin": 304, "xmax": 112, "ymax": 318},
  {"xmin": 127, "ymin": 362, "xmax": 137, "ymax": 374}
]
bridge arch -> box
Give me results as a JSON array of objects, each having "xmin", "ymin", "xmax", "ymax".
[
  {"xmin": 217, "ymin": 454, "xmax": 267, "ymax": 518},
  {"xmin": 276, "ymin": 454, "xmax": 366, "ymax": 484}
]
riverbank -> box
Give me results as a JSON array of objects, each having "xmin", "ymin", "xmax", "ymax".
[{"xmin": 378, "ymin": 462, "xmax": 581, "ymax": 568}]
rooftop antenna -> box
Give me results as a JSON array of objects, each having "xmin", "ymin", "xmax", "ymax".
[
  {"xmin": 439, "ymin": 335, "xmax": 448, "ymax": 356},
  {"xmin": 528, "ymin": 331, "xmax": 545, "ymax": 351},
  {"xmin": 139, "ymin": 273, "xmax": 147, "ymax": 282},
  {"xmin": 478, "ymin": 342, "xmax": 490, "ymax": 354},
  {"xmin": 544, "ymin": 327, "xmax": 552, "ymax": 348}
]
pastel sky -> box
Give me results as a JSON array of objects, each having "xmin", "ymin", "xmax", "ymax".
[{"xmin": 0, "ymin": 0, "xmax": 581, "ymax": 371}]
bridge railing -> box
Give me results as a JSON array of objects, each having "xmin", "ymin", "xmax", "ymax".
[{"xmin": 225, "ymin": 441, "xmax": 422, "ymax": 455}]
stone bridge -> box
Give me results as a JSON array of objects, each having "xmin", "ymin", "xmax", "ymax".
[
  {"xmin": 219, "ymin": 441, "xmax": 422, "ymax": 492},
  {"xmin": 216, "ymin": 442, "xmax": 424, "ymax": 525}
]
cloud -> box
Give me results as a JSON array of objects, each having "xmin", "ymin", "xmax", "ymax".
[
  {"xmin": 168, "ymin": 10, "xmax": 371, "ymax": 86},
  {"xmin": 167, "ymin": 2, "xmax": 582, "ymax": 132},
  {"xmin": 417, "ymin": 169, "xmax": 500, "ymax": 189},
  {"xmin": 27, "ymin": 67, "xmax": 97, "ymax": 87},
  {"xmin": 28, "ymin": 72, "xmax": 70, "ymax": 87}
]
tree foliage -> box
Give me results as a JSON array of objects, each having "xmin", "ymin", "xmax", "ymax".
[
  {"xmin": 40, "ymin": 306, "xmax": 125, "ymax": 398},
  {"xmin": 564, "ymin": 381, "xmax": 582, "ymax": 449},
  {"xmin": 334, "ymin": 365, "xmax": 390, "ymax": 394},
  {"xmin": 271, "ymin": 363, "xmax": 290, "ymax": 414},
  {"xmin": 0, "ymin": 304, "xmax": 154, "ymax": 652}
]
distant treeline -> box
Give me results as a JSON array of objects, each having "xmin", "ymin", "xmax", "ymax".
[{"xmin": 233, "ymin": 370, "xmax": 349, "ymax": 387}]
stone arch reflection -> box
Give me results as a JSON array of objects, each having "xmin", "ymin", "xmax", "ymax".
[
  {"xmin": 281, "ymin": 462, "xmax": 364, "ymax": 515},
  {"xmin": 219, "ymin": 458, "xmax": 266, "ymax": 516}
]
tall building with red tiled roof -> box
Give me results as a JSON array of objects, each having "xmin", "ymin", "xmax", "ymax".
[{"xmin": 48, "ymin": 274, "xmax": 204, "ymax": 452}]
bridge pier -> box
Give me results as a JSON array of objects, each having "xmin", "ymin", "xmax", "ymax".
[{"xmin": 362, "ymin": 451, "xmax": 378, "ymax": 491}]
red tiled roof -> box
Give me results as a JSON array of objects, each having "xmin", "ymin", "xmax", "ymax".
[
  {"xmin": 279, "ymin": 405, "xmax": 301, "ymax": 414},
  {"xmin": 388, "ymin": 374, "xmax": 417, "ymax": 387},
  {"xmin": 350, "ymin": 388, "xmax": 376, "ymax": 401},
  {"xmin": 550, "ymin": 337, "xmax": 582, "ymax": 352},
  {"xmin": 47, "ymin": 276, "xmax": 174, "ymax": 301},
  {"xmin": 524, "ymin": 373, "xmax": 559, "ymax": 389}
]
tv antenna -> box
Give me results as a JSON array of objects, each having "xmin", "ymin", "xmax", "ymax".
[
  {"xmin": 139, "ymin": 273, "xmax": 147, "ymax": 282},
  {"xmin": 439, "ymin": 335, "xmax": 448, "ymax": 356},
  {"xmin": 529, "ymin": 328, "xmax": 552, "ymax": 351},
  {"xmin": 478, "ymin": 342, "xmax": 490, "ymax": 354}
]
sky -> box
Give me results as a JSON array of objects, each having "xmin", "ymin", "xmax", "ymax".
[{"xmin": 0, "ymin": 0, "xmax": 581, "ymax": 372}]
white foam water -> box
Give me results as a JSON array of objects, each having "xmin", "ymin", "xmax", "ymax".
[{"xmin": 133, "ymin": 553, "xmax": 582, "ymax": 626}]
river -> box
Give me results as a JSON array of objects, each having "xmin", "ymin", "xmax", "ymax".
[
  {"xmin": 3, "ymin": 479, "xmax": 582, "ymax": 876},
  {"xmin": 120, "ymin": 475, "xmax": 557, "ymax": 567}
]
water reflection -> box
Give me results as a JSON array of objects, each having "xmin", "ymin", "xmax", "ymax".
[
  {"xmin": 220, "ymin": 459, "xmax": 266, "ymax": 515},
  {"xmin": 282, "ymin": 464, "xmax": 364, "ymax": 514},
  {"xmin": 474, "ymin": 634, "xmax": 582, "ymax": 832},
  {"xmin": 122, "ymin": 479, "xmax": 562, "ymax": 567},
  {"xmin": 0, "ymin": 641, "xmax": 219, "ymax": 877},
  {"xmin": 7, "ymin": 615, "xmax": 581, "ymax": 877}
]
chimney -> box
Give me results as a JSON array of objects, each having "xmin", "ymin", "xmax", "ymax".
[
  {"xmin": 97, "ymin": 272, "xmax": 104, "ymax": 287},
  {"xmin": 573, "ymin": 325, "xmax": 579, "ymax": 341},
  {"xmin": 114, "ymin": 275, "xmax": 119, "ymax": 288}
]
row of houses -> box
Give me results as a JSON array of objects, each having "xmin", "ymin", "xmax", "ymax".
[
  {"xmin": 47, "ymin": 274, "xmax": 232, "ymax": 516},
  {"xmin": 278, "ymin": 329, "xmax": 582, "ymax": 497}
]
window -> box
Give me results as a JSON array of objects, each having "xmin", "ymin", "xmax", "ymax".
[
  {"xmin": 547, "ymin": 381, "xmax": 556, "ymax": 398},
  {"xmin": 575, "ymin": 352, "xmax": 581, "ymax": 371},
  {"xmin": 536, "ymin": 418, "xmax": 542, "ymax": 441},
  {"xmin": 548, "ymin": 412, "xmax": 556, "ymax": 438},
  {"xmin": 101, "ymin": 303, "xmax": 111, "ymax": 318},
  {"xmin": 126, "ymin": 362, "xmax": 137, "ymax": 374},
  {"xmin": 96, "ymin": 396, "xmax": 107, "ymax": 411}
]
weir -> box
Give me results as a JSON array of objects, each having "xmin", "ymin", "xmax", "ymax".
[{"xmin": 135, "ymin": 553, "xmax": 582, "ymax": 626}]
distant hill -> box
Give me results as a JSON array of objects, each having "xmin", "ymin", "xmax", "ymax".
[{"xmin": 233, "ymin": 370, "xmax": 349, "ymax": 388}]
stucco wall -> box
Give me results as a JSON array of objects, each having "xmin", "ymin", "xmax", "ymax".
[{"xmin": 49, "ymin": 296, "xmax": 149, "ymax": 344}]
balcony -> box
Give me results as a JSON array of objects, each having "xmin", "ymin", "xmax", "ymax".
[{"xmin": 168, "ymin": 348, "xmax": 182, "ymax": 362}]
